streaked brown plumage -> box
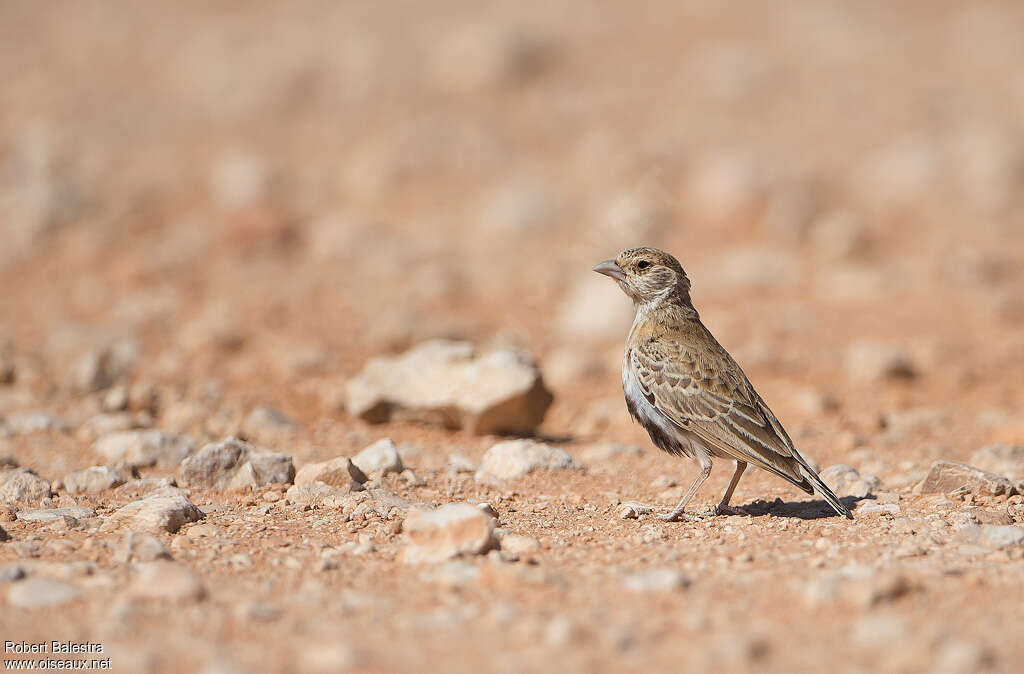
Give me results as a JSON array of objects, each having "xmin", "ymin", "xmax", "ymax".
[{"xmin": 594, "ymin": 247, "xmax": 852, "ymax": 520}]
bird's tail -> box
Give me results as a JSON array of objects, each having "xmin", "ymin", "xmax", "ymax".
[{"xmin": 799, "ymin": 466, "xmax": 853, "ymax": 519}]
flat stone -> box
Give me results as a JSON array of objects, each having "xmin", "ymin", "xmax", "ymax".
[
  {"xmin": 919, "ymin": 461, "xmax": 1015, "ymax": 497},
  {"xmin": 352, "ymin": 438, "xmax": 404, "ymax": 477},
  {"xmin": 108, "ymin": 490, "xmax": 204, "ymax": 533},
  {"xmin": 401, "ymin": 503, "xmax": 498, "ymax": 564},
  {"xmin": 240, "ymin": 405, "xmax": 300, "ymax": 437},
  {"xmin": 955, "ymin": 524, "xmax": 1024, "ymax": 549},
  {"xmin": 8, "ymin": 577, "xmax": 82, "ymax": 608},
  {"xmin": 285, "ymin": 483, "xmax": 361, "ymax": 508},
  {"xmin": 92, "ymin": 430, "xmax": 196, "ymax": 469},
  {"xmin": 475, "ymin": 440, "xmax": 581, "ymax": 483},
  {"xmin": 63, "ymin": 465, "xmax": 133, "ymax": 494},
  {"xmin": 176, "ymin": 437, "xmax": 294, "ymax": 490},
  {"xmin": 16, "ymin": 506, "xmax": 95, "ymax": 522},
  {"xmin": 346, "ymin": 340, "xmax": 553, "ymax": 435},
  {"xmin": 3, "ymin": 412, "xmax": 70, "ymax": 435},
  {"xmin": 500, "ymin": 534, "xmax": 541, "ymax": 555}
]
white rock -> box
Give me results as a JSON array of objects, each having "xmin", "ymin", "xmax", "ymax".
[
  {"xmin": 92, "ymin": 430, "xmax": 196, "ymax": 469},
  {"xmin": 176, "ymin": 437, "xmax": 294, "ymax": 490},
  {"xmin": 8, "ymin": 577, "xmax": 82, "ymax": 608},
  {"xmin": 63, "ymin": 465, "xmax": 132, "ymax": 494},
  {"xmin": 0, "ymin": 469, "xmax": 51, "ymax": 505},
  {"xmin": 475, "ymin": 440, "xmax": 581, "ymax": 482},
  {"xmin": 401, "ymin": 503, "xmax": 498, "ymax": 564},
  {"xmin": 294, "ymin": 456, "xmax": 367, "ymax": 488},
  {"xmin": 843, "ymin": 341, "xmax": 916, "ymax": 382},
  {"xmin": 129, "ymin": 561, "xmax": 205, "ymax": 602},
  {"xmin": 622, "ymin": 568, "xmax": 689, "ymax": 592},
  {"xmin": 210, "ymin": 152, "xmax": 271, "ymax": 209},
  {"xmin": 918, "ymin": 461, "xmax": 1014, "ymax": 497},
  {"xmin": 346, "ymin": 340, "xmax": 553, "ymax": 435},
  {"xmin": 819, "ymin": 465, "xmax": 882, "ymax": 498},
  {"xmin": 352, "ymin": 438, "xmax": 404, "ymax": 477},
  {"xmin": 108, "ymin": 491, "xmax": 204, "ymax": 534}
]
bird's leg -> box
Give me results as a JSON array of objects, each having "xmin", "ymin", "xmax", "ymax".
[
  {"xmin": 714, "ymin": 460, "xmax": 747, "ymax": 515},
  {"xmin": 657, "ymin": 458, "xmax": 711, "ymax": 522}
]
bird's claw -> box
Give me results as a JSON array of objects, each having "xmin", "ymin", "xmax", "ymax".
[{"xmin": 713, "ymin": 504, "xmax": 745, "ymax": 516}]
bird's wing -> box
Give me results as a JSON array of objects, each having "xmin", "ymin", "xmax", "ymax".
[{"xmin": 628, "ymin": 332, "xmax": 813, "ymax": 491}]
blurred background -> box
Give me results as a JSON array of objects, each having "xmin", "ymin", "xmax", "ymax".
[{"xmin": 1, "ymin": 1, "xmax": 1024, "ymax": 672}]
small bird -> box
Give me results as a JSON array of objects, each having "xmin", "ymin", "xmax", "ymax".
[{"xmin": 594, "ymin": 247, "xmax": 852, "ymax": 520}]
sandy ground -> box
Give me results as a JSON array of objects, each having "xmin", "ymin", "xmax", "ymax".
[{"xmin": 1, "ymin": 2, "xmax": 1024, "ymax": 672}]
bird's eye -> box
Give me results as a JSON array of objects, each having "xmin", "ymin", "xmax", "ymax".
[{"xmin": 636, "ymin": 260, "xmax": 650, "ymax": 270}]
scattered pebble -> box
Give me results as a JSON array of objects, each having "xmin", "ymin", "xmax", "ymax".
[
  {"xmin": 63, "ymin": 465, "xmax": 132, "ymax": 494},
  {"xmin": 918, "ymin": 461, "xmax": 1015, "ymax": 497},
  {"xmin": 7, "ymin": 577, "xmax": 82, "ymax": 608},
  {"xmin": 92, "ymin": 430, "xmax": 196, "ymax": 469},
  {"xmin": 622, "ymin": 568, "xmax": 689, "ymax": 593},
  {"xmin": 129, "ymin": 561, "xmax": 206, "ymax": 602},
  {"xmin": 176, "ymin": 437, "xmax": 295, "ymax": 490},
  {"xmin": 352, "ymin": 438, "xmax": 404, "ymax": 477},
  {"xmin": 107, "ymin": 490, "xmax": 205, "ymax": 533}
]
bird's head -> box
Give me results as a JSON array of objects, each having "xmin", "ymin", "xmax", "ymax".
[{"xmin": 593, "ymin": 247, "xmax": 692, "ymax": 306}]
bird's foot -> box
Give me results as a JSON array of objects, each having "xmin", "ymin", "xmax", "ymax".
[
  {"xmin": 656, "ymin": 509, "xmax": 702, "ymax": 522},
  {"xmin": 713, "ymin": 504, "xmax": 746, "ymax": 517}
]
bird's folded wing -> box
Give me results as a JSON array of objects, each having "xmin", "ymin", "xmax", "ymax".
[{"xmin": 629, "ymin": 340, "xmax": 810, "ymax": 488}]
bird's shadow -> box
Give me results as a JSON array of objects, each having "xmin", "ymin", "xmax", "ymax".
[{"xmin": 737, "ymin": 495, "xmax": 867, "ymax": 520}]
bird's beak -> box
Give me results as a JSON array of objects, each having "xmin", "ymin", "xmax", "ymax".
[{"xmin": 593, "ymin": 259, "xmax": 627, "ymax": 282}]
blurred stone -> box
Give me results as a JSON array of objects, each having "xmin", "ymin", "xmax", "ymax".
[
  {"xmin": 686, "ymin": 151, "xmax": 767, "ymax": 218},
  {"xmin": 479, "ymin": 180, "xmax": 557, "ymax": 234},
  {"xmin": 918, "ymin": 461, "xmax": 1015, "ymax": 497},
  {"xmin": 109, "ymin": 490, "xmax": 204, "ymax": 534},
  {"xmin": 76, "ymin": 412, "xmax": 152, "ymax": 442},
  {"xmin": 8, "ymin": 577, "xmax": 82, "ymax": 608},
  {"xmin": 210, "ymin": 152, "xmax": 271, "ymax": 210},
  {"xmin": 543, "ymin": 346, "xmax": 606, "ymax": 388},
  {"xmin": 93, "ymin": 430, "xmax": 196, "ymax": 469},
  {"xmin": 557, "ymin": 276, "xmax": 634, "ymax": 342},
  {"xmin": 352, "ymin": 438, "xmax": 404, "ymax": 477},
  {"xmin": 713, "ymin": 247, "xmax": 800, "ymax": 288},
  {"xmin": 177, "ymin": 437, "xmax": 295, "ymax": 490},
  {"xmin": 63, "ymin": 465, "xmax": 132, "ymax": 494},
  {"xmin": 475, "ymin": 440, "xmax": 581, "ymax": 483},
  {"xmin": 622, "ymin": 568, "xmax": 689, "ymax": 592},
  {"xmin": 102, "ymin": 385, "xmax": 129, "ymax": 412},
  {"xmin": 932, "ymin": 640, "xmax": 995, "ymax": 674},
  {"xmin": 4, "ymin": 412, "xmax": 70, "ymax": 435},
  {"xmin": 116, "ymin": 531, "xmax": 172, "ymax": 563},
  {"xmin": 129, "ymin": 561, "xmax": 206, "ymax": 602},
  {"xmin": 16, "ymin": 506, "xmax": 94, "ymax": 522},
  {"xmin": 843, "ymin": 341, "xmax": 916, "ymax": 382},
  {"xmin": 969, "ymin": 444, "xmax": 1024, "ymax": 480},
  {"xmin": 855, "ymin": 135, "xmax": 938, "ymax": 208},
  {"xmin": 690, "ymin": 42, "xmax": 769, "ymax": 102},
  {"xmin": 448, "ymin": 454, "xmax": 477, "ymax": 474},
  {"xmin": 820, "ymin": 464, "xmax": 882, "ymax": 498},
  {"xmin": 600, "ymin": 192, "xmax": 667, "ymax": 246},
  {"xmin": 0, "ymin": 469, "xmax": 52, "ymax": 505},
  {"xmin": 295, "ymin": 456, "xmax": 368, "ymax": 488},
  {"xmin": 241, "ymin": 405, "xmax": 300, "ymax": 436},
  {"xmin": 69, "ymin": 340, "xmax": 137, "ymax": 393},
  {"xmin": 500, "ymin": 534, "xmax": 540, "ymax": 555},
  {"xmin": 0, "ymin": 525, "xmax": 8, "ymax": 541},
  {"xmin": 955, "ymin": 524, "xmax": 1024, "ymax": 549},
  {"xmin": 809, "ymin": 211, "xmax": 870, "ymax": 260},
  {"xmin": 346, "ymin": 340, "xmax": 553, "ymax": 435},
  {"xmin": 430, "ymin": 21, "xmax": 551, "ymax": 92},
  {"xmin": 401, "ymin": 503, "xmax": 497, "ymax": 564}
]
